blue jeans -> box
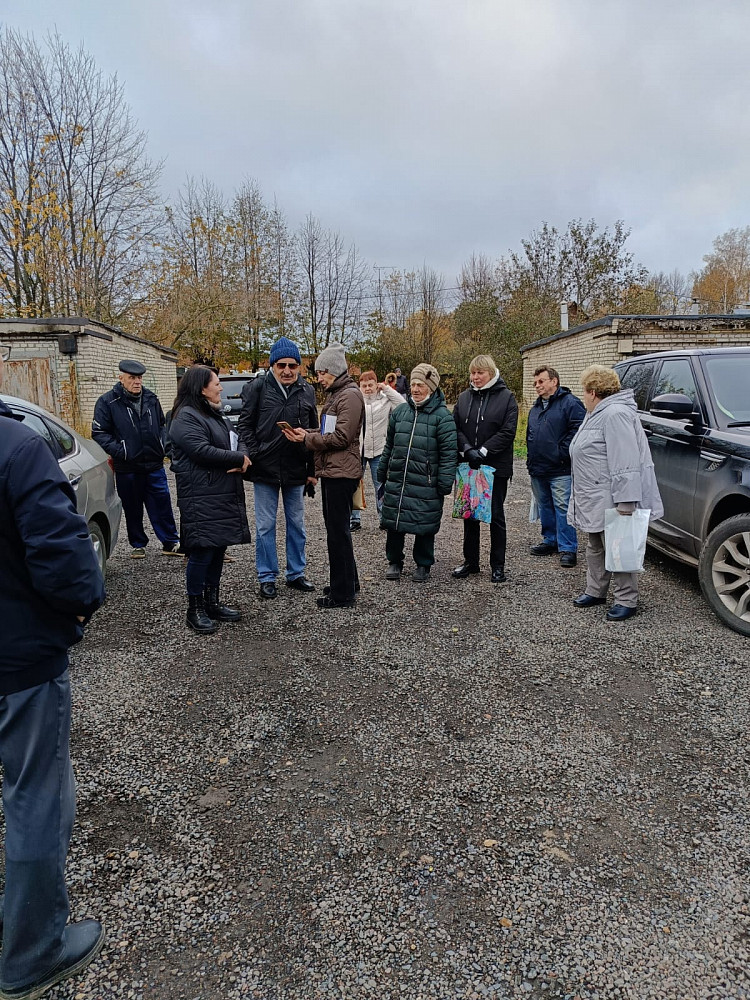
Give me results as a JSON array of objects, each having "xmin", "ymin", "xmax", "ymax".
[
  {"xmin": 350, "ymin": 455, "xmax": 382, "ymax": 525},
  {"xmin": 0, "ymin": 672, "xmax": 75, "ymax": 991},
  {"xmin": 530, "ymin": 474, "xmax": 578, "ymax": 552},
  {"xmin": 254, "ymin": 482, "xmax": 307, "ymax": 583},
  {"xmin": 115, "ymin": 467, "xmax": 179, "ymax": 549}
]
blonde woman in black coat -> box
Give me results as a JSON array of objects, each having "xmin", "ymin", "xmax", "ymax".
[{"xmin": 169, "ymin": 366, "xmax": 251, "ymax": 634}]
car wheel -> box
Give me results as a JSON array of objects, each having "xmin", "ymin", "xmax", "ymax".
[
  {"xmin": 698, "ymin": 513, "xmax": 750, "ymax": 636},
  {"xmin": 88, "ymin": 521, "xmax": 107, "ymax": 581}
]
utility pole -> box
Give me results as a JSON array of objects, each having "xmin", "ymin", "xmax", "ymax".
[{"xmin": 373, "ymin": 265, "xmax": 398, "ymax": 321}]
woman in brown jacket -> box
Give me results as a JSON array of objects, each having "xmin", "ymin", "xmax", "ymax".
[{"xmin": 282, "ymin": 343, "xmax": 364, "ymax": 608}]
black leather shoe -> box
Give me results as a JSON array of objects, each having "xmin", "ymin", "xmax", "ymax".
[
  {"xmin": 606, "ymin": 604, "xmax": 637, "ymax": 621},
  {"xmin": 1, "ymin": 919, "xmax": 106, "ymax": 999},
  {"xmin": 560, "ymin": 552, "xmax": 577, "ymax": 568},
  {"xmin": 573, "ymin": 593, "xmax": 606, "ymax": 607},
  {"xmin": 323, "ymin": 583, "xmax": 360, "ymax": 595},
  {"xmin": 411, "ymin": 565, "xmax": 430, "ymax": 583},
  {"xmin": 259, "ymin": 582, "xmax": 278, "ymax": 600},
  {"xmin": 316, "ymin": 595, "xmax": 356, "ymax": 609},
  {"xmin": 452, "ymin": 563, "xmax": 480, "ymax": 579},
  {"xmin": 204, "ymin": 586, "xmax": 242, "ymax": 622},
  {"xmin": 491, "ymin": 569, "xmax": 507, "ymax": 583},
  {"xmin": 286, "ymin": 577, "xmax": 316, "ymax": 593},
  {"xmin": 385, "ymin": 563, "xmax": 402, "ymax": 581},
  {"xmin": 186, "ymin": 595, "xmax": 219, "ymax": 634},
  {"xmin": 530, "ymin": 542, "xmax": 557, "ymax": 555}
]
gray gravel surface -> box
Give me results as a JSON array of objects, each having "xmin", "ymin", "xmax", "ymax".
[{"xmin": 31, "ymin": 462, "xmax": 750, "ymax": 999}]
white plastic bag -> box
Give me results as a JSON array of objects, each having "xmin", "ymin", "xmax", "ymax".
[
  {"xmin": 604, "ymin": 507, "xmax": 650, "ymax": 573},
  {"xmin": 529, "ymin": 496, "xmax": 539, "ymax": 523}
]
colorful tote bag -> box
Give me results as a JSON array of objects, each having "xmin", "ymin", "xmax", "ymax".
[{"xmin": 452, "ymin": 462, "xmax": 494, "ymax": 523}]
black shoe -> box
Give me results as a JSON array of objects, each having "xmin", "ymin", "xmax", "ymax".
[
  {"xmin": 491, "ymin": 569, "xmax": 507, "ymax": 583},
  {"xmin": 286, "ymin": 577, "xmax": 316, "ymax": 593},
  {"xmin": 560, "ymin": 552, "xmax": 577, "ymax": 568},
  {"xmin": 530, "ymin": 542, "xmax": 557, "ymax": 555},
  {"xmin": 452, "ymin": 563, "xmax": 480, "ymax": 579},
  {"xmin": 573, "ymin": 593, "xmax": 606, "ymax": 607},
  {"xmin": 349, "ymin": 521, "xmax": 362, "ymax": 532},
  {"xmin": 411, "ymin": 565, "xmax": 430, "ymax": 583},
  {"xmin": 606, "ymin": 604, "xmax": 637, "ymax": 621},
  {"xmin": 186, "ymin": 595, "xmax": 219, "ymax": 634},
  {"xmin": 204, "ymin": 586, "xmax": 242, "ymax": 622},
  {"xmin": 259, "ymin": 582, "xmax": 278, "ymax": 600},
  {"xmin": 161, "ymin": 542, "xmax": 185, "ymax": 556},
  {"xmin": 0, "ymin": 919, "xmax": 106, "ymax": 1000},
  {"xmin": 385, "ymin": 563, "xmax": 402, "ymax": 581},
  {"xmin": 316, "ymin": 595, "xmax": 356, "ymax": 609}
]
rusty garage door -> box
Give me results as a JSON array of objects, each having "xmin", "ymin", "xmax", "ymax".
[{"xmin": 3, "ymin": 357, "xmax": 55, "ymax": 413}]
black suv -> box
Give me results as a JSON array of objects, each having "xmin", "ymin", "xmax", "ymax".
[
  {"xmin": 219, "ymin": 372, "xmax": 265, "ymax": 425},
  {"xmin": 614, "ymin": 347, "xmax": 750, "ymax": 636}
]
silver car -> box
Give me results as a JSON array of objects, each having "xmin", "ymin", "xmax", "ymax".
[{"xmin": 1, "ymin": 393, "xmax": 122, "ymax": 578}]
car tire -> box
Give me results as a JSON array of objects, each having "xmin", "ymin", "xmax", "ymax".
[
  {"xmin": 698, "ymin": 513, "xmax": 750, "ymax": 636},
  {"xmin": 88, "ymin": 521, "xmax": 107, "ymax": 582}
]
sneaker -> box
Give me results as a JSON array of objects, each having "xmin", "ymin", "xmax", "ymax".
[
  {"xmin": 161, "ymin": 543, "xmax": 184, "ymax": 556},
  {"xmin": 349, "ymin": 520, "xmax": 362, "ymax": 532},
  {"xmin": 130, "ymin": 547, "xmax": 146, "ymax": 559}
]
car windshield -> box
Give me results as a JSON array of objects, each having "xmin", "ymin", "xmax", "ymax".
[
  {"xmin": 220, "ymin": 379, "xmax": 251, "ymax": 403},
  {"xmin": 703, "ymin": 355, "xmax": 750, "ymax": 425}
]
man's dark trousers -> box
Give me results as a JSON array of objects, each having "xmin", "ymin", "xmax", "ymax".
[
  {"xmin": 320, "ymin": 477, "xmax": 359, "ymax": 602},
  {"xmin": 462, "ymin": 476, "xmax": 509, "ymax": 572},
  {"xmin": 0, "ymin": 672, "xmax": 75, "ymax": 990},
  {"xmin": 115, "ymin": 467, "xmax": 179, "ymax": 549}
]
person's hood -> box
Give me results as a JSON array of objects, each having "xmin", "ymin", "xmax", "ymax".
[
  {"xmin": 532, "ymin": 385, "xmax": 572, "ymax": 408},
  {"xmin": 0, "ymin": 398, "xmax": 24, "ymax": 422},
  {"xmin": 470, "ymin": 372, "xmax": 506, "ymax": 393},
  {"xmin": 594, "ymin": 388, "xmax": 637, "ymax": 413},
  {"xmin": 326, "ymin": 372, "xmax": 356, "ymax": 393},
  {"xmin": 408, "ymin": 387, "xmax": 446, "ymax": 413}
]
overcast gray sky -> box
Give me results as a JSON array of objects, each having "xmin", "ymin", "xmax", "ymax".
[{"xmin": 3, "ymin": 0, "xmax": 749, "ymax": 289}]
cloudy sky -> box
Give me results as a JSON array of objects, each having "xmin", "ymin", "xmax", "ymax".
[{"xmin": 3, "ymin": 0, "xmax": 750, "ymax": 291}]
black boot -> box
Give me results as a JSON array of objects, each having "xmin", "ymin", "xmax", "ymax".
[
  {"xmin": 204, "ymin": 586, "xmax": 242, "ymax": 622},
  {"xmin": 186, "ymin": 594, "xmax": 219, "ymax": 634}
]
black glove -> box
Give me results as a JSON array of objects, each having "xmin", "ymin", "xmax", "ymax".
[
  {"xmin": 304, "ymin": 482, "xmax": 316, "ymax": 498},
  {"xmin": 465, "ymin": 448, "xmax": 482, "ymax": 470}
]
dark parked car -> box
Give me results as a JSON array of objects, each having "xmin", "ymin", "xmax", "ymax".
[
  {"xmin": 219, "ymin": 372, "xmax": 265, "ymax": 425},
  {"xmin": 614, "ymin": 347, "xmax": 750, "ymax": 636},
  {"xmin": 1, "ymin": 393, "xmax": 122, "ymax": 579}
]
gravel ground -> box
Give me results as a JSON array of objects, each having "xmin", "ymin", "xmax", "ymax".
[{"xmin": 25, "ymin": 462, "xmax": 749, "ymax": 999}]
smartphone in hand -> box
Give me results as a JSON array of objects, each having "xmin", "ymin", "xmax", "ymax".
[{"xmin": 277, "ymin": 421, "xmax": 293, "ymax": 430}]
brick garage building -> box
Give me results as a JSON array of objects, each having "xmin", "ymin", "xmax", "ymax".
[
  {"xmin": 519, "ymin": 314, "xmax": 750, "ymax": 408},
  {"xmin": 0, "ymin": 317, "xmax": 178, "ymax": 434}
]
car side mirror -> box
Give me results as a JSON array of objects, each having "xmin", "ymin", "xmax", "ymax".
[{"xmin": 649, "ymin": 393, "xmax": 703, "ymax": 431}]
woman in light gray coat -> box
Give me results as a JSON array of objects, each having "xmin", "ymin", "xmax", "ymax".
[{"xmin": 567, "ymin": 365, "xmax": 663, "ymax": 621}]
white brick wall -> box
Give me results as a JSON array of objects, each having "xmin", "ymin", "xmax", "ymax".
[{"xmin": 0, "ymin": 320, "xmax": 178, "ymax": 434}]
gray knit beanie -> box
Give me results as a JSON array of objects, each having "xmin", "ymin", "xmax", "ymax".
[
  {"xmin": 410, "ymin": 362, "xmax": 440, "ymax": 393},
  {"xmin": 315, "ymin": 342, "xmax": 348, "ymax": 377}
]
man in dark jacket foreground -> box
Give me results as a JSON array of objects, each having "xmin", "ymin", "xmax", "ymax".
[
  {"xmin": 0, "ymin": 344, "xmax": 106, "ymax": 998},
  {"xmin": 452, "ymin": 354, "xmax": 519, "ymax": 583},
  {"xmin": 526, "ymin": 365, "xmax": 585, "ymax": 567},
  {"xmin": 92, "ymin": 359, "xmax": 180, "ymax": 558},
  {"xmin": 238, "ymin": 337, "xmax": 318, "ymax": 600}
]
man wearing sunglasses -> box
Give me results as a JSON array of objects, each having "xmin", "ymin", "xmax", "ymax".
[{"xmin": 238, "ymin": 337, "xmax": 318, "ymax": 599}]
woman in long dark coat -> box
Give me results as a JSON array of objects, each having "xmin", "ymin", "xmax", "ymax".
[{"xmin": 169, "ymin": 366, "xmax": 251, "ymax": 634}]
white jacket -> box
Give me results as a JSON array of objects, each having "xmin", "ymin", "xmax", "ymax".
[
  {"xmin": 567, "ymin": 389, "xmax": 664, "ymax": 533},
  {"xmin": 361, "ymin": 385, "xmax": 405, "ymax": 459}
]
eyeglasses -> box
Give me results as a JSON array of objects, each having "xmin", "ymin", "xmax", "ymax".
[
  {"xmin": 275, "ymin": 362, "xmax": 299, "ymax": 371},
  {"xmin": 0, "ymin": 345, "xmax": 10, "ymax": 362}
]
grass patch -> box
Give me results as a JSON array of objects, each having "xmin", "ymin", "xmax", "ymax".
[{"xmin": 514, "ymin": 407, "xmax": 528, "ymax": 459}]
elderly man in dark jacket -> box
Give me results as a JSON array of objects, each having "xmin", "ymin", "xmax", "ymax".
[
  {"xmin": 0, "ymin": 345, "xmax": 106, "ymax": 998},
  {"xmin": 92, "ymin": 359, "xmax": 180, "ymax": 558},
  {"xmin": 238, "ymin": 337, "xmax": 318, "ymax": 600},
  {"xmin": 453, "ymin": 354, "xmax": 519, "ymax": 583},
  {"xmin": 526, "ymin": 365, "xmax": 585, "ymax": 567}
]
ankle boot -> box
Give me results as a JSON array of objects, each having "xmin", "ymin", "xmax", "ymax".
[
  {"xmin": 186, "ymin": 594, "xmax": 219, "ymax": 634},
  {"xmin": 204, "ymin": 586, "xmax": 242, "ymax": 622}
]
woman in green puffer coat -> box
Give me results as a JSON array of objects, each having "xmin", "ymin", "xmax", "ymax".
[{"xmin": 377, "ymin": 363, "xmax": 458, "ymax": 582}]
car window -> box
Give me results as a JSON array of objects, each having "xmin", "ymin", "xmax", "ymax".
[
  {"xmin": 220, "ymin": 379, "xmax": 251, "ymax": 402},
  {"xmin": 652, "ymin": 358, "xmax": 698, "ymax": 405},
  {"xmin": 619, "ymin": 361, "xmax": 655, "ymax": 411},
  {"xmin": 703, "ymin": 354, "xmax": 750, "ymax": 421},
  {"xmin": 48, "ymin": 419, "xmax": 76, "ymax": 456},
  {"xmin": 15, "ymin": 410, "xmax": 60, "ymax": 455}
]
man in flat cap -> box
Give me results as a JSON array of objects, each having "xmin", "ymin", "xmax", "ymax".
[{"xmin": 92, "ymin": 360, "xmax": 181, "ymax": 558}]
